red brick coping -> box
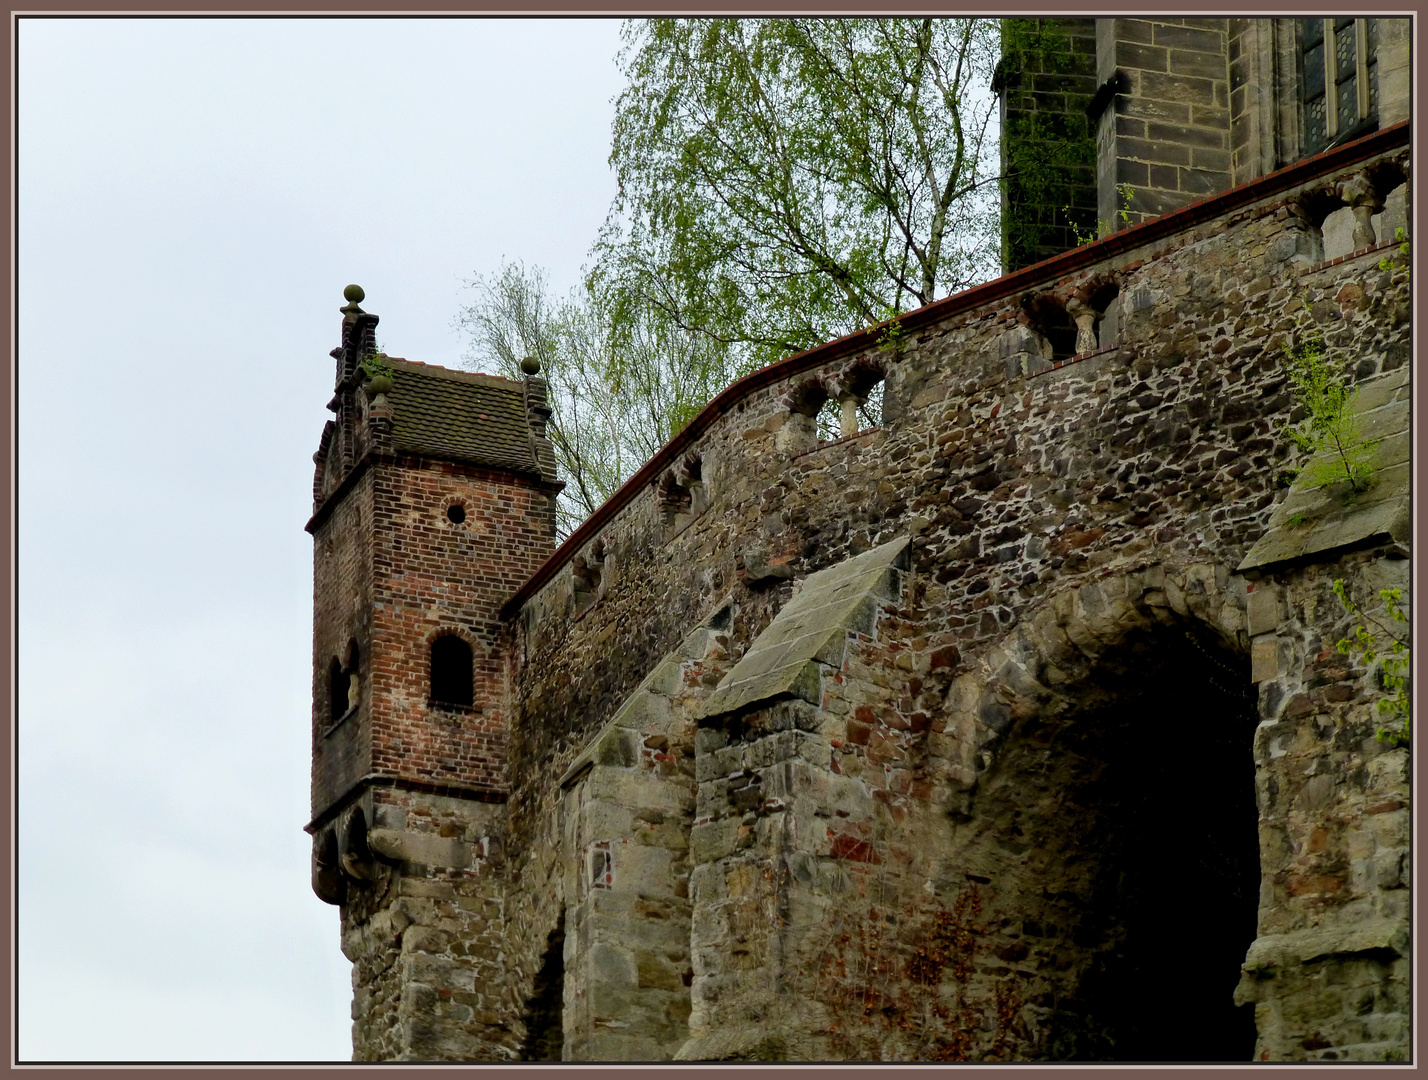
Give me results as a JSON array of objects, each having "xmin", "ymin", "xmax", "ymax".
[{"xmin": 500, "ymin": 120, "xmax": 1409, "ymax": 619}]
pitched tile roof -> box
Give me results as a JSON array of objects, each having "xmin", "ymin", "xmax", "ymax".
[{"xmin": 385, "ymin": 359, "xmax": 542, "ymax": 477}]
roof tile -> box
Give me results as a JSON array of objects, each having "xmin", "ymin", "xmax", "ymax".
[{"xmin": 384, "ymin": 359, "xmax": 540, "ymax": 476}]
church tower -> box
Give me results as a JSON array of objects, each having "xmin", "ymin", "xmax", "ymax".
[{"xmin": 305, "ymin": 285, "xmax": 559, "ymax": 1060}]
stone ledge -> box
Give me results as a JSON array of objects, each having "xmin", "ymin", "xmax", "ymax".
[{"xmin": 1239, "ymin": 920, "xmax": 1409, "ymax": 976}]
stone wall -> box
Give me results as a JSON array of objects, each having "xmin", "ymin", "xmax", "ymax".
[
  {"xmin": 338, "ymin": 788, "xmax": 513, "ymax": 1060},
  {"xmin": 496, "ymin": 133, "xmax": 1410, "ymax": 1061},
  {"xmin": 1235, "ymin": 545, "xmax": 1411, "ymax": 1062}
]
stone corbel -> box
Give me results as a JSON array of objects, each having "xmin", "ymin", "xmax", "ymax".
[
  {"xmin": 1064, "ymin": 296, "xmax": 1098, "ymax": 357},
  {"xmin": 822, "ymin": 374, "xmax": 865, "ymax": 438},
  {"xmin": 1337, "ymin": 171, "xmax": 1383, "ymax": 250}
]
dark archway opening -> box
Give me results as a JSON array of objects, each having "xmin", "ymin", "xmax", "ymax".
[
  {"xmin": 971, "ymin": 620, "xmax": 1260, "ymax": 1062},
  {"xmin": 1059, "ymin": 627, "xmax": 1260, "ymax": 1062},
  {"xmin": 520, "ymin": 911, "xmax": 566, "ymax": 1061}
]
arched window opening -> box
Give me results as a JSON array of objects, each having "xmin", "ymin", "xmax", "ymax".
[
  {"xmin": 1021, "ymin": 292, "xmax": 1078, "ymax": 362},
  {"xmin": 1295, "ymin": 184, "xmax": 1342, "ymax": 260},
  {"xmin": 682, "ymin": 454, "xmax": 709, "ymax": 516},
  {"xmin": 835, "ymin": 359, "xmax": 888, "ymax": 436},
  {"xmin": 1366, "ymin": 160, "xmax": 1410, "ymax": 249},
  {"xmin": 430, "ymin": 634, "xmax": 474, "ymax": 708},
  {"xmin": 658, "ymin": 470, "xmax": 692, "ymax": 524},
  {"xmin": 658, "ymin": 455, "xmax": 710, "ymax": 540},
  {"xmin": 1083, "ymin": 280, "xmax": 1122, "ymax": 352},
  {"xmin": 777, "ymin": 376, "xmax": 833, "ymax": 453}
]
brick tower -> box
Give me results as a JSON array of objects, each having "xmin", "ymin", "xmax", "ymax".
[{"xmin": 305, "ymin": 285, "xmax": 559, "ymax": 1060}]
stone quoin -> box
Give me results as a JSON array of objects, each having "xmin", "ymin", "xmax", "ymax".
[{"xmin": 306, "ymin": 18, "xmax": 1412, "ymax": 1062}]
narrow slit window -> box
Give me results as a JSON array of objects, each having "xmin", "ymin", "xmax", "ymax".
[{"xmin": 329, "ymin": 658, "xmax": 348, "ymax": 723}]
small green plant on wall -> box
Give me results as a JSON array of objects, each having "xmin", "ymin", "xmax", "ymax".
[
  {"xmin": 1333, "ymin": 580, "xmax": 1409, "ymax": 747},
  {"xmin": 1066, "ymin": 184, "xmax": 1134, "ymax": 246},
  {"xmin": 362, "ymin": 351, "xmax": 395, "ymax": 381},
  {"xmin": 873, "ymin": 305, "xmax": 906, "ymax": 356},
  {"xmin": 1379, "ymin": 227, "xmax": 1410, "ymax": 271},
  {"xmin": 362, "ymin": 352, "xmax": 396, "ymax": 395},
  {"xmin": 1280, "ymin": 332, "xmax": 1377, "ymax": 496}
]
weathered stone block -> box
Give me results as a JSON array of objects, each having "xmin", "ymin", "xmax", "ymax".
[{"xmin": 1250, "ymin": 637, "xmax": 1278, "ymax": 683}]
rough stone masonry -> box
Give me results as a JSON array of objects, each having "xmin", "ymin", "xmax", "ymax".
[{"xmin": 306, "ymin": 18, "xmax": 1411, "ymax": 1063}]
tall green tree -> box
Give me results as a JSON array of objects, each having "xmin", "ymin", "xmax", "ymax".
[
  {"xmin": 594, "ymin": 18, "xmax": 1004, "ymax": 370},
  {"xmin": 459, "ymin": 18, "xmax": 1015, "ymax": 533}
]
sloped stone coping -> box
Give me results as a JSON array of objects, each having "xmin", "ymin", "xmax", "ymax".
[
  {"xmin": 699, "ymin": 536, "xmax": 910, "ymax": 721},
  {"xmin": 1238, "ymin": 366, "xmax": 1410, "ymax": 573},
  {"xmin": 1023, "ymin": 342, "xmax": 1120, "ymax": 379},
  {"xmin": 1305, "ymin": 236, "xmax": 1406, "ymax": 276},
  {"xmin": 558, "ymin": 602, "xmax": 732, "ymax": 789},
  {"xmin": 790, "ymin": 425, "xmax": 882, "ymax": 460}
]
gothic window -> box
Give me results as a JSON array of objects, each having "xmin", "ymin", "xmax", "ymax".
[
  {"xmin": 430, "ymin": 634, "xmax": 474, "ymax": 708},
  {"xmin": 1302, "ymin": 18, "xmax": 1378, "ymax": 157}
]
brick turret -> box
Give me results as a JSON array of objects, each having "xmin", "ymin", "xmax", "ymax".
[{"xmin": 305, "ymin": 286, "xmax": 560, "ymax": 1059}]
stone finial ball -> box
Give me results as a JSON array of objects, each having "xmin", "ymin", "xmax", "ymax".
[
  {"xmin": 520, "ymin": 357, "xmax": 541, "ymax": 376},
  {"xmin": 344, "ymin": 284, "xmax": 365, "ymax": 303}
]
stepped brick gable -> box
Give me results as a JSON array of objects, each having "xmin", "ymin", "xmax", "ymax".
[{"xmin": 307, "ymin": 19, "xmax": 1412, "ymax": 1063}]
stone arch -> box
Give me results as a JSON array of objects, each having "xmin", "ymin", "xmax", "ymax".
[
  {"xmin": 312, "ymin": 822, "xmax": 345, "ymax": 905},
  {"xmin": 930, "ymin": 562, "xmax": 1261, "ymax": 1061},
  {"xmin": 658, "ymin": 454, "xmax": 708, "ymax": 539},
  {"xmin": 778, "ymin": 374, "xmax": 840, "ymax": 451},
  {"xmin": 338, "ymin": 802, "xmax": 376, "ymax": 881},
  {"xmin": 782, "ymin": 375, "xmax": 832, "ymax": 418},
  {"xmin": 572, "ymin": 537, "xmax": 607, "ymax": 615},
  {"xmin": 658, "ymin": 468, "xmax": 691, "ymax": 522},
  {"xmin": 951, "ymin": 563, "xmax": 1245, "ymax": 736},
  {"xmin": 1018, "ymin": 291, "xmax": 1077, "ymax": 361}
]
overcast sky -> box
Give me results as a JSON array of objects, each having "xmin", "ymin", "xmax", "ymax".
[{"xmin": 18, "ymin": 17, "xmax": 626, "ymax": 1061}]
